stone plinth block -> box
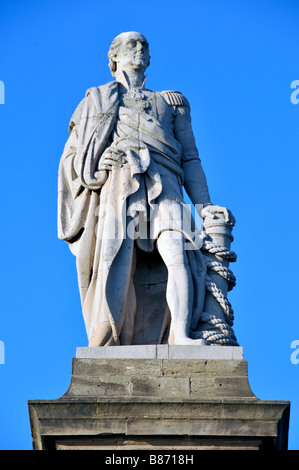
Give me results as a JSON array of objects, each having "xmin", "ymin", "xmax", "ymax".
[
  {"xmin": 76, "ymin": 345, "xmax": 243, "ymax": 360},
  {"xmin": 28, "ymin": 346, "xmax": 290, "ymax": 450}
]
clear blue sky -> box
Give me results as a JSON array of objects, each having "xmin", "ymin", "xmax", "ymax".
[{"xmin": 0, "ymin": 0, "xmax": 298, "ymax": 450}]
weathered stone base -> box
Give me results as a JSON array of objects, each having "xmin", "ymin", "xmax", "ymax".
[{"xmin": 28, "ymin": 346, "xmax": 290, "ymax": 450}]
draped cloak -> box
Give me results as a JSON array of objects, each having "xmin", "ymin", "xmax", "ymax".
[{"xmin": 58, "ymin": 80, "xmax": 208, "ymax": 346}]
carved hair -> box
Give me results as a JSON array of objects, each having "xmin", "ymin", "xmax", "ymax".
[{"xmin": 108, "ymin": 32, "xmax": 150, "ymax": 77}]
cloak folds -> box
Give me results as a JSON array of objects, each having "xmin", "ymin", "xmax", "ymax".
[{"xmin": 58, "ymin": 81, "xmax": 207, "ymax": 346}]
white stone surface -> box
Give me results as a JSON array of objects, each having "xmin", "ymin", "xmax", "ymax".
[{"xmin": 76, "ymin": 345, "xmax": 243, "ymax": 360}]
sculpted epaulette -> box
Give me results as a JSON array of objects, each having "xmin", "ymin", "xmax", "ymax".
[{"xmin": 160, "ymin": 90, "xmax": 190, "ymax": 108}]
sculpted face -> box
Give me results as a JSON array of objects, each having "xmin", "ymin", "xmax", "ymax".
[{"xmin": 114, "ymin": 32, "xmax": 150, "ymax": 73}]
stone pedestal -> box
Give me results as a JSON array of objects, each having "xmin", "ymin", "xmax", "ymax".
[{"xmin": 28, "ymin": 346, "xmax": 290, "ymax": 450}]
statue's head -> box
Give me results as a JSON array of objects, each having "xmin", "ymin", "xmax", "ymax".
[{"xmin": 108, "ymin": 31, "xmax": 150, "ymax": 77}]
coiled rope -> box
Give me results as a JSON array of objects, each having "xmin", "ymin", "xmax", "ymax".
[{"xmin": 190, "ymin": 239, "xmax": 239, "ymax": 346}]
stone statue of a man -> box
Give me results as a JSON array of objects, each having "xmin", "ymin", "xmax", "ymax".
[{"xmin": 58, "ymin": 31, "xmax": 234, "ymax": 347}]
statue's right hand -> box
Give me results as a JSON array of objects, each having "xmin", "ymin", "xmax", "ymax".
[{"xmin": 98, "ymin": 148, "xmax": 127, "ymax": 171}]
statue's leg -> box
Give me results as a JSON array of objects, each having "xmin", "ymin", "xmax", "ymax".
[{"xmin": 156, "ymin": 230, "xmax": 208, "ymax": 345}]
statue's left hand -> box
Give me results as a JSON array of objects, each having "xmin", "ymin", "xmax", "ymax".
[{"xmin": 201, "ymin": 204, "xmax": 236, "ymax": 225}]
